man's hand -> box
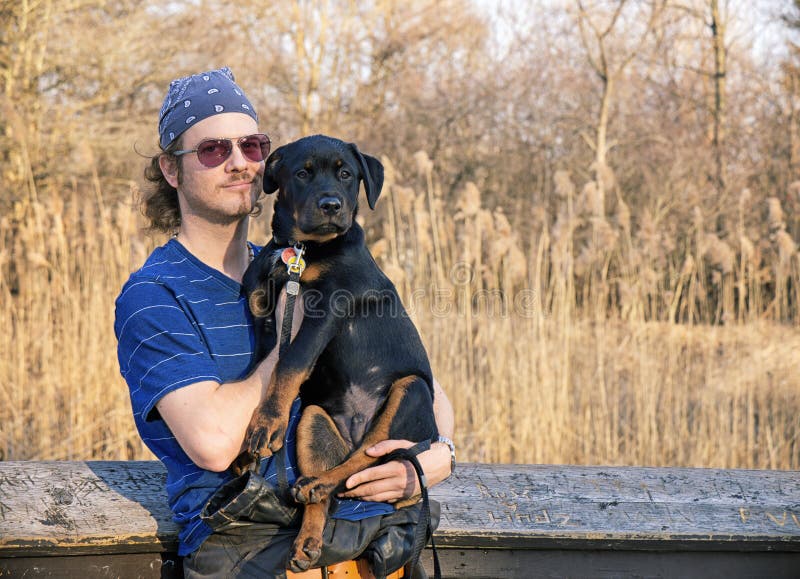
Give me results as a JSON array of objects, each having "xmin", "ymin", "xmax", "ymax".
[
  {"xmin": 340, "ymin": 379, "xmax": 455, "ymax": 502},
  {"xmin": 338, "ymin": 438, "xmax": 453, "ymax": 503}
]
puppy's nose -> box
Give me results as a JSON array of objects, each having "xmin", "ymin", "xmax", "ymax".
[{"xmin": 318, "ymin": 196, "xmax": 342, "ymax": 215}]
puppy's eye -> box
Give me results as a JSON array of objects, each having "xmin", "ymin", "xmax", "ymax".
[
  {"xmin": 340, "ymin": 170, "xmax": 352, "ymax": 179},
  {"xmin": 295, "ymin": 169, "xmax": 309, "ymax": 179}
]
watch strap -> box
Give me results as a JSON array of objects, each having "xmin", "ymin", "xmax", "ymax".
[{"xmin": 437, "ymin": 435, "xmax": 456, "ymax": 474}]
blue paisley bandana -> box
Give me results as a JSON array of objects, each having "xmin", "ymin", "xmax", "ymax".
[{"xmin": 158, "ymin": 67, "xmax": 258, "ymax": 149}]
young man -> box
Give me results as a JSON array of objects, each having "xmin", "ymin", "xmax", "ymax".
[{"xmin": 115, "ymin": 68, "xmax": 455, "ymax": 578}]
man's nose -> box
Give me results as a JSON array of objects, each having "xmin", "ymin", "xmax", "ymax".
[
  {"xmin": 226, "ymin": 142, "xmax": 249, "ymax": 171},
  {"xmin": 318, "ymin": 196, "xmax": 342, "ymax": 215}
]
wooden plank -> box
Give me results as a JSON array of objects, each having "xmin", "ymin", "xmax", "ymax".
[
  {"xmin": 421, "ymin": 548, "xmax": 800, "ymax": 578},
  {"xmin": 0, "ymin": 461, "xmax": 178, "ymax": 555},
  {"xmin": 0, "ymin": 553, "xmax": 182, "ymax": 578},
  {"xmin": 432, "ymin": 463, "xmax": 800, "ymax": 551},
  {"xmin": 1, "ymin": 461, "xmax": 798, "ymax": 558}
]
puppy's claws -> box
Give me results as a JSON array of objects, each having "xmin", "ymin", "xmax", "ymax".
[
  {"xmin": 292, "ymin": 476, "xmax": 328, "ymax": 504},
  {"xmin": 289, "ymin": 537, "xmax": 322, "ymax": 572},
  {"xmin": 247, "ymin": 428, "xmax": 273, "ymax": 459},
  {"xmin": 267, "ymin": 428, "xmax": 286, "ymax": 454},
  {"xmin": 288, "ymin": 558, "xmax": 311, "ymax": 573}
]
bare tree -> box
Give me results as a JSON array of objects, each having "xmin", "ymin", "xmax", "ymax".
[
  {"xmin": 0, "ymin": 0, "xmax": 186, "ymax": 208},
  {"xmin": 709, "ymin": 0, "xmax": 727, "ymax": 197},
  {"xmin": 573, "ymin": 0, "xmax": 666, "ymax": 219}
]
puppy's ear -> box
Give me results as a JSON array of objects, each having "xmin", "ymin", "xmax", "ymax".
[
  {"xmin": 348, "ymin": 143, "xmax": 384, "ymax": 210},
  {"xmin": 263, "ymin": 151, "xmax": 281, "ymax": 194}
]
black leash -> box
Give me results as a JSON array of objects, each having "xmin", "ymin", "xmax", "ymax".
[
  {"xmin": 251, "ymin": 243, "xmax": 305, "ymax": 482},
  {"xmin": 280, "ymin": 243, "xmax": 305, "ymax": 358},
  {"xmin": 381, "ymin": 441, "xmax": 442, "ymax": 579},
  {"xmin": 276, "ymin": 243, "xmax": 305, "ymax": 490}
]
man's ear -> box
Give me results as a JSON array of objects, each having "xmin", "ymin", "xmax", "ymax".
[
  {"xmin": 348, "ymin": 143, "xmax": 384, "ymax": 210},
  {"xmin": 159, "ymin": 154, "xmax": 180, "ymax": 189},
  {"xmin": 263, "ymin": 151, "xmax": 281, "ymax": 194}
]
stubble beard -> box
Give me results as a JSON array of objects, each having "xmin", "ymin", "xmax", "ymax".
[{"xmin": 181, "ymin": 172, "xmax": 263, "ymax": 226}]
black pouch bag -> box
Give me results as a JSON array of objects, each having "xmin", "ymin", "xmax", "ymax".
[{"xmin": 201, "ymin": 468, "xmax": 301, "ymax": 531}]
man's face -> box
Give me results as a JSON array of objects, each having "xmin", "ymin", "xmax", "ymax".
[{"xmin": 168, "ymin": 113, "xmax": 265, "ymax": 226}]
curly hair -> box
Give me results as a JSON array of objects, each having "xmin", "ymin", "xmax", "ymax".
[{"xmin": 141, "ymin": 140, "xmax": 183, "ymax": 234}]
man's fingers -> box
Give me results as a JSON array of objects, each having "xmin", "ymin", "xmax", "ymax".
[
  {"xmin": 339, "ymin": 478, "xmax": 397, "ymax": 501},
  {"xmin": 345, "ymin": 462, "xmax": 397, "ymax": 490},
  {"xmin": 342, "ymin": 461, "xmax": 417, "ymax": 502},
  {"xmin": 365, "ymin": 438, "xmax": 414, "ymax": 457}
]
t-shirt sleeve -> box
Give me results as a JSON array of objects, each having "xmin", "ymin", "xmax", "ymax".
[{"xmin": 115, "ymin": 277, "xmax": 223, "ymax": 423}]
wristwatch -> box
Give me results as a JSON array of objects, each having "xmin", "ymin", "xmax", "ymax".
[{"xmin": 437, "ymin": 435, "xmax": 456, "ymax": 474}]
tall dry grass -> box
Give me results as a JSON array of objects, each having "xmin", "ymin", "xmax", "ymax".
[
  {"xmin": 0, "ymin": 185, "xmax": 153, "ymax": 461},
  {"xmin": 370, "ymin": 155, "xmax": 800, "ymax": 470},
  {"xmin": 1, "ymin": 155, "xmax": 799, "ymax": 470}
]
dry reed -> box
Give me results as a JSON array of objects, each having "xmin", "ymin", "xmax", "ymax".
[{"xmin": 1, "ymin": 158, "xmax": 798, "ymax": 470}]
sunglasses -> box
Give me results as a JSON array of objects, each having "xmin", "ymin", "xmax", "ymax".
[{"xmin": 173, "ymin": 133, "xmax": 271, "ymax": 168}]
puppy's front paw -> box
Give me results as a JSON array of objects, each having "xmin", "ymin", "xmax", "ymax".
[
  {"xmin": 246, "ymin": 413, "xmax": 287, "ymax": 459},
  {"xmin": 229, "ymin": 452, "xmax": 255, "ymax": 476}
]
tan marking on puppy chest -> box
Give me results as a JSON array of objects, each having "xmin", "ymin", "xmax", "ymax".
[{"xmin": 300, "ymin": 262, "xmax": 329, "ymax": 283}]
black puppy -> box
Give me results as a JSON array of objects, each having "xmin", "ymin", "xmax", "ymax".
[{"xmin": 241, "ymin": 135, "xmax": 437, "ymax": 572}]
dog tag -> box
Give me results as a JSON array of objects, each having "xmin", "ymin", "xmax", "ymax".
[
  {"xmin": 281, "ymin": 247, "xmax": 306, "ymax": 275},
  {"xmin": 281, "ymin": 247, "xmax": 296, "ymax": 264},
  {"xmin": 286, "ymin": 280, "xmax": 300, "ymax": 296},
  {"xmin": 287, "ymin": 255, "xmax": 306, "ymax": 274}
]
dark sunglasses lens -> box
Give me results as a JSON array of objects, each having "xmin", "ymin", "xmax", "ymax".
[
  {"xmin": 196, "ymin": 139, "xmax": 233, "ymax": 168},
  {"xmin": 239, "ymin": 134, "xmax": 270, "ymax": 162}
]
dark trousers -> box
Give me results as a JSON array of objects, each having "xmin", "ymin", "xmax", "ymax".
[{"xmin": 183, "ymin": 523, "xmax": 299, "ymax": 579}]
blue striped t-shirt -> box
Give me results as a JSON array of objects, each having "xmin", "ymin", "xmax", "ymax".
[{"xmin": 114, "ymin": 238, "xmax": 392, "ymax": 556}]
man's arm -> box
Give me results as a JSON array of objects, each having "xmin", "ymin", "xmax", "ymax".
[
  {"xmin": 155, "ymin": 350, "xmax": 276, "ymax": 472},
  {"xmin": 339, "ymin": 378, "xmax": 455, "ymax": 502},
  {"xmin": 155, "ymin": 290, "xmax": 301, "ymax": 472}
]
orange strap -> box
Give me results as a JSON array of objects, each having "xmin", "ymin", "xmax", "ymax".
[{"xmin": 287, "ymin": 559, "xmax": 405, "ymax": 578}]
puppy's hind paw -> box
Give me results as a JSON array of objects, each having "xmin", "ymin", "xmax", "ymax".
[
  {"xmin": 292, "ymin": 476, "xmax": 333, "ymax": 504},
  {"xmin": 288, "ymin": 536, "xmax": 322, "ymax": 573}
]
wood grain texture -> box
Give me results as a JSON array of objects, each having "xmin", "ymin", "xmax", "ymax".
[
  {"xmin": 0, "ymin": 461, "xmax": 798, "ymax": 560},
  {"xmin": 432, "ymin": 463, "xmax": 800, "ymax": 551},
  {"xmin": 0, "ymin": 461, "xmax": 178, "ymax": 555}
]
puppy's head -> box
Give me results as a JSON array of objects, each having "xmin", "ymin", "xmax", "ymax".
[{"xmin": 263, "ymin": 135, "xmax": 384, "ymax": 243}]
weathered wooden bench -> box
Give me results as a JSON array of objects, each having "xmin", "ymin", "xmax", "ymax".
[{"xmin": 0, "ymin": 461, "xmax": 798, "ymax": 578}]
